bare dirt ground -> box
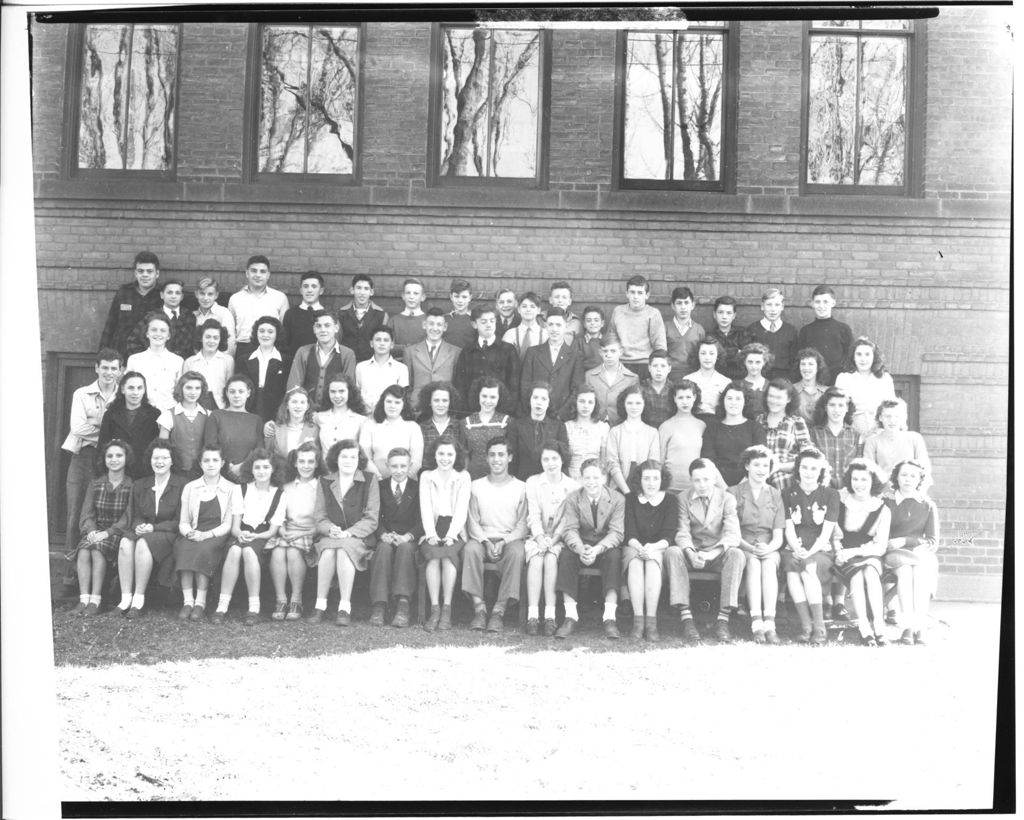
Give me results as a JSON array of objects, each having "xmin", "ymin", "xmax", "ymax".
[{"xmin": 55, "ymin": 602, "xmax": 1002, "ymax": 808}]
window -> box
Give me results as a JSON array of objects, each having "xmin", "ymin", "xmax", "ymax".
[
  {"xmin": 616, "ymin": 24, "xmax": 736, "ymax": 191},
  {"xmin": 803, "ymin": 20, "xmax": 918, "ymax": 194},
  {"xmin": 430, "ymin": 25, "xmax": 550, "ymax": 185},
  {"xmin": 73, "ymin": 23, "xmax": 180, "ymax": 174},
  {"xmin": 252, "ymin": 24, "xmax": 361, "ymax": 179}
]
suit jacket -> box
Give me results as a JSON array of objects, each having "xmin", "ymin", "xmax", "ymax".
[
  {"xmin": 129, "ymin": 472, "xmax": 188, "ymax": 530},
  {"xmin": 519, "ymin": 342, "xmax": 586, "ymax": 420},
  {"xmin": 314, "ymin": 471, "xmax": 380, "ymax": 543},
  {"xmin": 403, "ymin": 340, "xmax": 460, "ymax": 411},
  {"xmin": 562, "ymin": 486, "xmax": 625, "ymax": 553},
  {"xmin": 453, "ymin": 339, "xmax": 520, "ymax": 413},
  {"xmin": 675, "ymin": 486, "xmax": 741, "ymax": 551},
  {"xmin": 241, "ymin": 351, "xmax": 292, "ymax": 422},
  {"xmin": 377, "ymin": 477, "xmax": 424, "ymax": 541}
]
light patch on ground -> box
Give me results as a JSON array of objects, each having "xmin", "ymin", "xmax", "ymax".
[{"xmin": 56, "ymin": 604, "xmax": 1001, "ymax": 807}]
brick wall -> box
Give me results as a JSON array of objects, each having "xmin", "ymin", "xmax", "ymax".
[{"xmin": 29, "ymin": 11, "xmax": 1010, "ymax": 582}]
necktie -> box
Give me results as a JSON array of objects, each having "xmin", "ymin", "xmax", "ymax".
[
  {"xmin": 429, "ymin": 344, "xmax": 437, "ymax": 363},
  {"xmin": 393, "ymin": 483, "xmax": 402, "ymax": 504},
  {"xmin": 698, "ymin": 496, "xmax": 709, "ymax": 519},
  {"xmin": 590, "ymin": 499, "xmax": 599, "ymax": 529},
  {"xmin": 769, "ymin": 320, "xmax": 778, "ymax": 332}
]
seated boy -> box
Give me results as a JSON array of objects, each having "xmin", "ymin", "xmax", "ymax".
[
  {"xmin": 453, "ymin": 305, "xmax": 520, "ymax": 412},
  {"xmin": 444, "ymin": 278, "xmax": 477, "ymax": 350},
  {"xmin": 464, "ymin": 437, "xmax": 529, "ymax": 632},
  {"xmin": 125, "ymin": 278, "xmax": 196, "ymax": 360},
  {"xmin": 337, "ymin": 274, "xmax": 390, "ymax": 363},
  {"xmin": 286, "ymin": 310, "xmax": 357, "ymax": 410},
  {"xmin": 389, "ymin": 277, "xmax": 428, "ymax": 359},
  {"xmin": 665, "ymin": 286, "xmax": 706, "ymax": 382},
  {"xmin": 548, "ymin": 281, "xmax": 583, "ymax": 346},
  {"xmin": 640, "ymin": 349, "xmax": 675, "ymax": 429},
  {"xmin": 606, "ymin": 275, "xmax": 667, "ymax": 380},
  {"xmin": 745, "ymin": 288, "xmax": 798, "ymax": 381},
  {"xmin": 281, "ymin": 271, "xmax": 326, "ymax": 355},
  {"xmin": 584, "ymin": 337, "xmax": 639, "ymax": 426},
  {"xmin": 797, "ymin": 285, "xmax": 853, "ymax": 386},
  {"xmin": 665, "ymin": 458, "xmax": 744, "ymax": 643},
  {"xmin": 370, "ymin": 448, "xmax": 423, "ymax": 628},
  {"xmin": 99, "ymin": 250, "xmax": 164, "ymax": 359}
]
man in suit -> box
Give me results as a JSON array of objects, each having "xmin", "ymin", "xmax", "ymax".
[
  {"xmin": 665, "ymin": 458, "xmax": 743, "ymax": 643},
  {"xmin": 370, "ymin": 448, "xmax": 423, "ymax": 628},
  {"xmin": 453, "ymin": 305, "xmax": 520, "ymax": 414},
  {"xmin": 519, "ymin": 307, "xmax": 585, "ymax": 420},
  {"xmin": 403, "ymin": 308, "xmax": 460, "ymax": 414},
  {"xmin": 555, "ymin": 458, "xmax": 625, "ymax": 639}
]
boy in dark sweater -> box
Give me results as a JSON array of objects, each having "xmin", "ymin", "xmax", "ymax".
[
  {"xmin": 745, "ymin": 288, "xmax": 798, "ymax": 381},
  {"xmin": 797, "ymin": 285, "xmax": 853, "ymax": 386},
  {"xmin": 281, "ymin": 271, "xmax": 326, "ymax": 355},
  {"xmin": 99, "ymin": 250, "xmax": 164, "ymax": 358}
]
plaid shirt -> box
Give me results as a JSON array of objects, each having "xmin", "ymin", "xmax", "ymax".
[
  {"xmin": 758, "ymin": 413, "xmax": 811, "ymax": 489},
  {"xmin": 811, "ymin": 424, "xmax": 862, "ymax": 489},
  {"xmin": 640, "ymin": 380, "xmax": 676, "ymax": 429}
]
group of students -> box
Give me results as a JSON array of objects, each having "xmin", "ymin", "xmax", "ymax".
[{"xmin": 62, "ymin": 251, "xmax": 939, "ymax": 645}]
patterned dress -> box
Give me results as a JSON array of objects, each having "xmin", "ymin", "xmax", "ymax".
[
  {"xmin": 68, "ymin": 476, "xmax": 133, "ymax": 561},
  {"xmin": 462, "ymin": 413, "xmax": 509, "ymax": 479}
]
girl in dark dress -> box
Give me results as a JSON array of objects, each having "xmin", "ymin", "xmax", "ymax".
[
  {"xmin": 622, "ymin": 460, "xmax": 677, "ymax": 642},
  {"xmin": 242, "ymin": 316, "xmax": 291, "ymax": 422},
  {"xmin": 204, "ymin": 373, "xmax": 264, "ymax": 481},
  {"xmin": 98, "ymin": 371, "xmax": 160, "ymax": 477},
  {"xmin": 833, "ymin": 458, "xmax": 892, "ymax": 645},
  {"xmin": 701, "ymin": 381, "xmax": 767, "ymax": 487},
  {"xmin": 117, "ymin": 440, "xmax": 187, "ymax": 617},
  {"xmin": 67, "ymin": 439, "xmax": 134, "ymax": 615},
  {"xmin": 508, "ymin": 383, "xmax": 569, "ymax": 481}
]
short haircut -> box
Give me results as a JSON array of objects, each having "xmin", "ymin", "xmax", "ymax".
[
  {"xmin": 425, "ymin": 307, "xmax": 447, "ymax": 319},
  {"xmin": 626, "ymin": 275, "xmax": 649, "ymax": 292},
  {"xmin": 372, "ymin": 384, "xmax": 411, "ymax": 423},
  {"xmin": 671, "ymin": 286, "xmax": 695, "ymax": 303},
  {"xmin": 195, "ymin": 276, "xmax": 219, "ymax": 293},
  {"xmin": 698, "ymin": 337, "xmax": 725, "ymax": 361},
  {"xmin": 716, "ymin": 381, "xmax": 753, "ymax": 420},
  {"xmin": 518, "ymin": 291, "xmax": 541, "ymax": 308},
  {"xmin": 301, "ymin": 271, "xmax": 325, "ymax": 286},
  {"xmin": 740, "ymin": 341, "xmax": 774, "ymax": 371},
  {"xmin": 402, "ymin": 277, "xmax": 424, "ymax": 290},
  {"xmin": 545, "ymin": 307, "xmax": 568, "ymax": 321},
  {"xmin": 351, "ymin": 274, "xmax": 373, "ymax": 289},
  {"xmin": 688, "ymin": 457, "xmax": 715, "ymax": 476},
  {"xmin": 134, "ymin": 251, "xmax": 160, "ymax": 268},
  {"xmin": 794, "ymin": 347, "xmax": 829, "ymax": 386},
  {"xmin": 427, "ymin": 434, "xmax": 467, "ymax": 472},
  {"xmin": 875, "ymin": 397, "xmax": 908, "ymax": 428},
  {"xmin": 761, "ymin": 288, "xmax": 784, "ymax": 302},
  {"xmin": 526, "ymin": 381, "xmax": 551, "ymax": 399},
  {"xmin": 416, "ymin": 380, "xmax": 463, "ymax": 421},
  {"xmin": 251, "ymin": 315, "xmax": 283, "ymax": 341},
  {"xmin": 194, "ymin": 318, "xmax": 229, "ymax": 352},
  {"xmin": 96, "ymin": 438, "xmax": 136, "ymax": 478},
  {"xmin": 765, "ymin": 378, "xmax": 799, "ymax": 416},
  {"xmin": 793, "ymin": 447, "xmax": 828, "ymax": 486},
  {"xmin": 247, "ymin": 254, "xmax": 270, "ymax": 270},
  {"xmin": 325, "ymin": 438, "xmax": 368, "ymax": 473},
  {"xmin": 371, "ymin": 325, "xmax": 394, "ymax": 341},
  {"xmin": 811, "ymin": 285, "xmax": 836, "ymax": 298},
  {"xmin": 275, "ymin": 386, "xmax": 315, "ymax": 426},
  {"xmin": 579, "ymin": 457, "xmax": 605, "ymax": 476},
  {"xmin": 240, "ymin": 447, "xmax": 279, "ymax": 485},
  {"xmin": 630, "ymin": 459, "xmax": 670, "ymax": 494},
  {"xmin": 387, "ymin": 447, "xmax": 412, "ymax": 463},
  {"xmin": 842, "ymin": 457, "xmax": 886, "ymax": 496},
  {"xmin": 672, "ymin": 379, "xmax": 703, "ymax": 411},
  {"xmin": 550, "ymin": 281, "xmax": 572, "ymax": 294},
  {"xmin": 222, "ymin": 373, "xmax": 255, "ymax": 406},
  {"xmin": 485, "ymin": 435, "xmax": 510, "ymax": 454},
  {"xmin": 144, "ymin": 439, "xmax": 179, "ymax": 474},
  {"xmin": 890, "ymin": 459, "xmax": 929, "ymax": 492},
  {"xmin": 173, "ymin": 370, "xmax": 209, "ymax": 404},
  {"xmin": 450, "ymin": 278, "xmax": 471, "ymax": 294},
  {"xmin": 96, "ymin": 348, "xmax": 122, "ymax": 366},
  {"xmin": 740, "ymin": 444, "xmax": 774, "ymax": 470},
  {"xmin": 142, "ymin": 310, "xmax": 171, "ymax": 332},
  {"xmin": 713, "ymin": 295, "xmax": 738, "ymax": 311},
  {"xmin": 160, "ymin": 278, "xmax": 185, "ymax": 294},
  {"xmin": 812, "ymin": 386, "xmax": 856, "ymax": 427},
  {"xmin": 470, "ymin": 305, "xmax": 497, "ymax": 321},
  {"xmin": 284, "ymin": 441, "xmax": 325, "ymax": 481},
  {"xmin": 582, "ymin": 305, "xmax": 605, "ymax": 320},
  {"xmin": 599, "ymin": 334, "xmax": 620, "ymax": 349},
  {"xmin": 495, "ymin": 287, "xmax": 516, "ymax": 301},
  {"xmin": 648, "ymin": 348, "xmax": 669, "ymax": 364},
  {"xmin": 309, "ymin": 309, "xmax": 336, "ymax": 325}
]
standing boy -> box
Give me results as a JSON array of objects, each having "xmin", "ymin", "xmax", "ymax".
[
  {"xmin": 388, "ymin": 278, "xmax": 428, "ymax": 359},
  {"xmin": 453, "ymin": 305, "xmax": 520, "ymax": 412},
  {"xmin": 584, "ymin": 337, "xmax": 638, "ymax": 426},
  {"xmin": 125, "ymin": 278, "xmax": 196, "ymax": 359},
  {"xmin": 606, "ymin": 275, "xmax": 667, "ymax": 380},
  {"xmin": 705, "ymin": 295, "xmax": 751, "ymax": 380},
  {"xmin": 665, "ymin": 286, "xmax": 705, "ymax": 382},
  {"xmin": 640, "ymin": 349, "xmax": 675, "ymax": 429},
  {"xmin": 403, "ymin": 308, "xmax": 460, "ymax": 413},
  {"xmin": 99, "ymin": 251, "xmax": 164, "ymax": 358},
  {"xmin": 370, "ymin": 448, "xmax": 423, "ymax": 628},
  {"xmin": 287, "ymin": 310, "xmax": 357, "ymax": 410},
  {"xmin": 228, "ymin": 255, "xmax": 289, "ymax": 368},
  {"xmin": 281, "ymin": 271, "xmax": 326, "ymax": 355},
  {"xmin": 494, "ymin": 288, "xmax": 520, "ymax": 340},
  {"xmin": 193, "ymin": 277, "xmax": 236, "ymax": 356},
  {"xmin": 797, "ymin": 285, "xmax": 853, "ymax": 386},
  {"xmin": 464, "ymin": 438, "xmax": 529, "ymax": 632},
  {"xmin": 519, "ymin": 307, "xmax": 585, "ymax": 420},
  {"xmin": 444, "ymin": 278, "xmax": 477, "ymax": 350},
  {"xmin": 745, "ymin": 288, "xmax": 798, "ymax": 381},
  {"xmin": 548, "ymin": 281, "xmax": 584, "ymax": 346},
  {"xmin": 355, "ymin": 327, "xmax": 410, "ymax": 411},
  {"xmin": 573, "ymin": 306, "xmax": 606, "ymax": 371},
  {"xmin": 337, "ymin": 274, "xmax": 389, "ymax": 363}
]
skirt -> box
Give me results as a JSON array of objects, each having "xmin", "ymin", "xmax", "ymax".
[
  {"xmin": 174, "ymin": 533, "xmax": 231, "ymax": 578},
  {"xmin": 833, "ymin": 555, "xmax": 883, "ymax": 587},
  {"xmin": 418, "ymin": 515, "xmax": 464, "ymax": 563},
  {"xmin": 136, "ymin": 530, "xmax": 177, "ymax": 564},
  {"xmin": 884, "ymin": 547, "xmax": 934, "ymax": 569},
  {"xmin": 68, "ymin": 532, "xmax": 120, "ymax": 563},
  {"xmin": 621, "ymin": 545, "xmax": 665, "ymax": 569},
  {"xmin": 265, "ymin": 532, "xmax": 317, "ymax": 568},
  {"xmin": 781, "ymin": 550, "xmax": 833, "ymax": 584},
  {"xmin": 315, "ymin": 535, "xmax": 371, "ymax": 571}
]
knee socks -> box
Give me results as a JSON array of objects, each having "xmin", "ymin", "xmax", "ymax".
[{"xmin": 810, "ymin": 602, "xmax": 825, "ymax": 630}]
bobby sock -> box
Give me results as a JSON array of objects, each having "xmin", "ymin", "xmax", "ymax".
[
  {"xmin": 474, "ymin": 601, "xmax": 486, "ymax": 613},
  {"xmin": 182, "ymin": 590, "xmax": 195, "ymax": 607},
  {"xmin": 751, "ymin": 617, "xmax": 765, "ymax": 633},
  {"xmin": 130, "ymin": 594, "xmax": 145, "ymax": 610},
  {"xmin": 543, "ymin": 605, "xmax": 556, "ymax": 620},
  {"xmin": 527, "ymin": 605, "xmax": 540, "ymax": 619},
  {"xmin": 563, "ymin": 601, "xmax": 578, "ymax": 620},
  {"xmin": 338, "ymin": 600, "xmax": 351, "ymax": 614},
  {"xmin": 718, "ymin": 606, "xmax": 732, "ymax": 622},
  {"xmin": 603, "ymin": 602, "xmax": 617, "ymax": 621},
  {"xmin": 216, "ymin": 593, "xmax": 232, "ymax": 613},
  {"xmin": 80, "ymin": 593, "xmax": 90, "ymax": 605},
  {"xmin": 493, "ymin": 606, "xmax": 504, "ymax": 617},
  {"xmin": 315, "ymin": 597, "xmax": 328, "ymax": 611},
  {"xmin": 248, "ymin": 596, "xmax": 260, "ymax": 614},
  {"xmin": 118, "ymin": 593, "xmax": 132, "ymax": 610},
  {"xmin": 194, "ymin": 590, "xmax": 207, "ymax": 608},
  {"xmin": 89, "ymin": 594, "xmax": 102, "ymax": 606},
  {"xmin": 764, "ymin": 617, "xmax": 776, "ymax": 632},
  {"xmin": 679, "ymin": 606, "xmax": 693, "ymax": 622},
  {"xmin": 809, "ymin": 602, "xmax": 825, "ymax": 630}
]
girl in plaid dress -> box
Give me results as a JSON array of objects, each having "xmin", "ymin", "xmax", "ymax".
[
  {"xmin": 757, "ymin": 379, "xmax": 812, "ymax": 490},
  {"xmin": 68, "ymin": 439, "xmax": 134, "ymax": 615}
]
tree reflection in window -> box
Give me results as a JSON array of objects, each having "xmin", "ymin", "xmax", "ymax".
[
  {"xmin": 258, "ymin": 25, "xmax": 358, "ymax": 175},
  {"xmin": 78, "ymin": 24, "xmax": 178, "ymax": 171},
  {"xmin": 439, "ymin": 27, "xmax": 542, "ymax": 178},
  {"xmin": 623, "ymin": 28, "xmax": 725, "ymax": 183},
  {"xmin": 807, "ymin": 21, "xmax": 909, "ymax": 186}
]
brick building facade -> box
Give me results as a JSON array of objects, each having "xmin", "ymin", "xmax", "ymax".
[{"xmin": 29, "ymin": 10, "xmax": 1010, "ymax": 598}]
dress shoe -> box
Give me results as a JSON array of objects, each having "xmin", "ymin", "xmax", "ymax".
[
  {"xmin": 424, "ymin": 605, "xmax": 440, "ymax": 631},
  {"xmin": 369, "ymin": 603, "xmax": 386, "ymax": 627},
  {"xmin": 603, "ymin": 619, "xmax": 621, "ymax": 639},
  {"xmin": 391, "ymin": 599, "xmax": 410, "ymax": 628},
  {"xmin": 244, "ymin": 611, "xmax": 259, "ymax": 626},
  {"xmin": 71, "ymin": 601, "xmax": 88, "ymax": 615},
  {"xmin": 486, "ymin": 611, "xmax": 504, "ymax": 632},
  {"xmin": 438, "ymin": 605, "xmax": 452, "ymax": 631},
  {"xmin": 554, "ymin": 618, "xmax": 577, "ymax": 639},
  {"xmin": 542, "ymin": 618, "xmax": 557, "ymax": 637},
  {"xmin": 810, "ymin": 626, "xmax": 827, "ymax": 645},
  {"xmin": 900, "ymin": 628, "xmax": 914, "ymax": 645},
  {"xmin": 469, "ymin": 609, "xmax": 487, "ymax": 631},
  {"xmin": 681, "ymin": 618, "xmax": 700, "ymax": 643},
  {"xmin": 335, "ymin": 610, "xmax": 351, "ymax": 627},
  {"xmin": 177, "ymin": 605, "xmax": 193, "ymax": 620},
  {"xmin": 305, "ymin": 609, "xmax": 324, "ymax": 625},
  {"xmin": 832, "ymin": 603, "xmax": 850, "ymax": 621},
  {"xmin": 644, "ymin": 616, "xmax": 660, "ymax": 643},
  {"xmin": 525, "ymin": 617, "xmax": 540, "ymax": 636},
  {"xmin": 629, "ymin": 618, "xmax": 644, "ymax": 640},
  {"xmin": 125, "ymin": 607, "xmax": 141, "ymax": 620},
  {"xmin": 752, "ymin": 629, "xmax": 766, "ymax": 644},
  {"xmin": 713, "ymin": 619, "xmax": 732, "ymax": 643},
  {"xmin": 913, "ymin": 630, "xmax": 927, "ymax": 645},
  {"xmin": 83, "ymin": 602, "xmax": 99, "ymax": 617},
  {"xmin": 209, "ymin": 611, "xmax": 225, "ymax": 624},
  {"xmin": 764, "ymin": 629, "xmax": 780, "ymax": 645},
  {"xmin": 189, "ymin": 605, "xmax": 205, "ymax": 621}
]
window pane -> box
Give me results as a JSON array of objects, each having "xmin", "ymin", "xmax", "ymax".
[
  {"xmin": 858, "ymin": 37, "xmax": 906, "ymax": 184},
  {"xmin": 439, "ymin": 27, "xmax": 540, "ymax": 179},
  {"xmin": 673, "ymin": 32, "xmax": 722, "ymax": 181},
  {"xmin": 861, "ymin": 19, "xmax": 911, "ymax": 30},
  {"xmin": 79, "ymin": 24, "xmax": 132, "ymax": 169},
  {"xmin": 306, "ymin": 27, "xmax": 358, "ymax": 174},
  {"xmin": 814, "ymin": 20, "xmax": 860, "ymax": 28},
  {"xmin": 623, "ymin": 33, "xmax": 672, "ymax": 179},
  {"xmin": 259, "ymin": 27, "xmax": 311, "ymax": 173},
  {"xmin": 807, "ymin": 35, "xmax": 857, "ymax": 184},
  {"xmin": 125, "ymin": 25, "xmax": 177, "ymax": 170}
]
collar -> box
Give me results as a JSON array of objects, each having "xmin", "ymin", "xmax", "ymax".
[
  {"xmin": 392, "ymin": 479, "xmax": 406, "ymax": 494},
  {"xmin": 401, "ymin": 309, "xmax": 424, "ymax": 317},
  {"xmin": 244, "ymin": 286, "xmax": 271, "ymax": 297},
  {"xmin": 673, "ymin": 316, "xmax": 693, "ymax": 332},
  {"xmin": 163, "ymin": 306, "xmax": 182, "ymax": 318},
  {"xmin": 478, "ymin": 338, "xmax": 493, "ymax": 349},
  {"xmin": 249, "ymin": 347, "xmax": 283, "ymax": 361},
  {"xmin": 760, "ymin": 317, "xmax": 782, "ymax": 331},
  {"xmin": 340, "ymin": 300, "xmax": 382, "ymax": 312},
  {"xmin": 313, "ymin": 342, "xmax": 342, "ymax": 356},
  {"xmin": 637, "ymin": 491, "xmax": 665, "ymax": 506},
  {"xmin": 367, "ymin": 356, "xmax": 398, "ymax": 367},
  {"xmin": 894, "ymin": 489, "xmax": 925, "ymax": 504},
  {"xmin": 172, "ymin": 402, "xmax": 210, "ymax": 416},
  {"xmin": 299, "ymin": 302, "xmax": 324, "ymax": 311},
  {"xmin": 85, "ymin": 380, "xmax": 117, "ymax": 398}
]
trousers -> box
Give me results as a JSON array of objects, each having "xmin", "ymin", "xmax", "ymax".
[
  {"xmin": 555, "ymin": 545, "xmax": 622, "ymax": 599},
  {"xmin": 462, "ymin": 539, "xmax": 525, "ymax": 606},
  {"xmin": 664, "ymin": 545, "xmax": 744, "ymax": 610},
  {"xmin": 369, "ymin": 539, "xmax": 417, "ymax": 604}
]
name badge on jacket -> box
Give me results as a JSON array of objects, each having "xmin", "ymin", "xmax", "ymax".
[{"xmin": 121, "ymin": 304, "xmax": 133, "ymax": 311}]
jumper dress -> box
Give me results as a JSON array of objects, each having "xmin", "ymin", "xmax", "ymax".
[
  {"xmin": 832, "ymin": 502, "xmax": 885, "ymax": 586},
  {"xmin": 235, "ymin": 483, "xmax": 284, "ymax": 553},
  {"xmin": 174, "ymin": 496, "xmax": 230, "ymax": 577}
]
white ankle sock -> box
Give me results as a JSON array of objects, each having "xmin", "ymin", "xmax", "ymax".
[
  {"xmin": 80, "ymin": 593, "xmax": 90, "ymax": 605},
  {"xmin": 527, "ymin": 605, "xmax": 539, "ymax": 619},
  {"xmin": 182, "ymin": 590, "xmax": 195, "ymax": 607},
  {"xmin": 544, "ymin": 605, "xmax": 556, "ymax": 620},
  {"xmin": 216, "ymin": 593, "xmax": 232, "ymax": 613},
  {"xmin": 131, "ymin": 594, "xmax": 145, "ymax": 610},
  {"xmin": 338, "ymin": 600, "xmax": 351, "ymax": 614},
  {"xmin": 603, "ymin": 602, "xmax": 617, "ymax": 621},
  {"xmin": 195, "ymin": 590, "xmax": 207, "ymax": 608},
  {"xmin": 118, "ymin": 593, "xmax": 132, "ymax": 610},
  {"xmin": 563, "ymin": 601, "xmax": 578, "ymax": 620},
  {"xmin": 751, "ymin": 617, "xmax": 765, "ymax": 633},
  {"xmin": 248, "ymin": 596, "xmax": 260, "ymax": 613},
  {"xmin": 315, "ymin": 597, "xmax": 328, "ymax": 611},
  {"xmin": 89, "ymin": 594, "xmax": 102, "ymax": 606}
]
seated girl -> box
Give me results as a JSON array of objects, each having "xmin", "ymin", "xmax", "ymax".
[
  {"xmin": 418, "ymin": 436, "xmax": 472, "ymax": 631},
  {"xmin": 359, "ymin": 384, "xmax": 424, "ymax": 479},
  {"xmin": 564, "ymin": 386, "xmax": 610, "ymax": 480},
  {"xmin": 863, "ymin": 399, "xmax": 933, "ymax": 493},
  {"xmin": 117, "ymin": 440, "xmax": 187, "ymax": 617},
  {"xmin": 212, "ymin": 448, "xmax": 285, "ymax": 625},
  {"xmin": 658, "ymin": 379, "xmax": 706, "ymax": 494},
  {"xmin": 264, "ymin": 441, "xmax": 323, "ymax": 621},
  {"xmin": 782, "ymin": 447, "xmax": 840, "ymax": 643},
  {"xmin": 606, "ymin": 385, "xmax": 659, "ymax": 495},
  {"xmin": 307, "ymin": 439, "xmax": 381, "ymax": 626},
  {"xmin": 67, "ymin": 439, "xmax": 134, "ymax": 615},
  {"xmin": 729, "ymin": 445, "xmax": 785, "ymax": 644},
  {"xmin": 622, "ymin": 460, "xmax": 677, "ymax": 642},
  {"xmin": 523, "ymin": 440, "xmax": 580, "ymax": 636},
  {"xmin": 174, "ymin": 446, "xmax": 240, "ymax": 621},
  {"xmin": 833, "ymin": 458, "xmax": 892, "ymax": 646},
  {"xmin": 885, "ymin": 459, "xmax": 940, "ymax": 645},
  {"xmin": 158, "ymin": 371, "xmax": 210, "ymax": 479}
]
